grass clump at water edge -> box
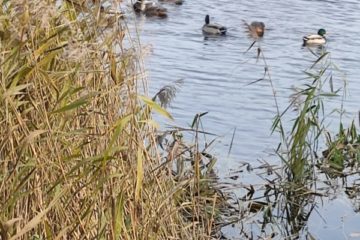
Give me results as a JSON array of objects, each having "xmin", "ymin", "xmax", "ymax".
[{"xmin": 0, "ymin": 1, "xmax": 228, "ymax": 239}]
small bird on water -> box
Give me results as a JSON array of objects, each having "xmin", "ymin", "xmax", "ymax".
[
  {"xmin": 243, "ymin": 20, "xmax": 265, "ymax": 38},
  {"xmin": 133, "ymin": 0, "xmax": 168, "ymax": 18},
  {"xmin": 202, "ymin": 15, "xmax": 227, "ymax": 35},
  {"xmin": 303, "ymin": 29, "xmax": 327, "ymax": 46}
]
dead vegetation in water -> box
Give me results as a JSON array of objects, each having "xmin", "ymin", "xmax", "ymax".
[
  {"xmin": 226, "ymin": 38, "xmax": 360, "ymax": 239},
  {"xmin": 320, "ymin": 119, "xmax": 360, "ymax": 176},
  {"xmin": 152, "ymin": 111, "xmax": 242, "ymax": 238}
]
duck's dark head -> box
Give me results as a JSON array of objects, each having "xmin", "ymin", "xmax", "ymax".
[
  {"xmin": 205, "ymin": 15, "xmax": 210, "ymax": 24},
  {"xmin": 318, "ymin": 28, "xmax": 326, "ymax": 36},
  {"xmin": 133, "ymin": 1, "xmax": 141, "ymax": 12}
]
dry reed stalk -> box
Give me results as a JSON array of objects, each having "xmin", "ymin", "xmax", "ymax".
[{"xmin": 0, "ymin": 0, "xmax": 220, "ymax": 239}]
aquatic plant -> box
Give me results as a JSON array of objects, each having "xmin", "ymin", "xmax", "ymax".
[
  {"xmin": 236, "ymin": 36, "xmax": 350, "ymax": 238},
  {"xmin": 321, "ymin": 119, "xmax": 360, "ymax": 175},
  {"xmin": 154, "ymin": 112, "xmax": 238, "ymax": 238},
  {"xmin": 272, "ymin": 49, "xmax": 343, "ymax": 183}
]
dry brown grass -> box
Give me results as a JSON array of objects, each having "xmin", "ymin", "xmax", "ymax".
[{"xmin": 0, "ymin": 1, "xmax": 225, "ymax": 239}]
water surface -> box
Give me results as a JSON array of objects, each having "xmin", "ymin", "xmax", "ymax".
[{"xmin": 127, "ymin": 0, "xmax": 360, "ymax": 238}]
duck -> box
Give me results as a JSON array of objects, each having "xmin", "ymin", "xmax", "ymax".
[
  {"xmin": 249, "ymin": 21, "xmax": 265, "ymax": 37},
  {"xmin": 144, "ymin": 6, "xmax": 167, "ymax": 18},
  {"xmin": 133, "ymin": 0, "xmax": 153, "ymax": 13},
  {"xmin": 303, "ymin": 29, "xmax": 326, "ymax": 46},
  {"xmin": 133, "ymin": 0, "xmax": 168, "ymax": 18},
  {"xmin": 202, "ymin": 15, "xmax": 227, "ymax": 35},
  {"xmin": 159, "ymin": 0, "xmax": 183, "ymax": 5},
  {"xmin": 243, "ymin": 20, "xmax": 265, "ymax": 38}
]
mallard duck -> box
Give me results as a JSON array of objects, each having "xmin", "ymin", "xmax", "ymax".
[
  {"xmin": 159, "ymin": 0, "xmax": 183, "ymax": 5},
  {"xmin": 202, "ymin": 15, "xmax": 227, "ymax": 35},
  {"xmin": 249, "ymin": 21, "xmax": 265, "ymax": 37},
  {"xmin": 303, "ymin": 29, "xmax": 326, "ymax": 46},
  {"xmin": 133, "ymin": 0, "xmax": 168, "ymax": 18},
  {"xmin": 144, "ymin": 6, "xmax": 167, "ymax": 18},
  {"xmin": 243, "ymin": 20, "xmax": 265, "ymax": 38}
]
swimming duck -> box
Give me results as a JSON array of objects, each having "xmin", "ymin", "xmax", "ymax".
[
  {"xmin": 303, "ymin": 29, "xmax": 326, "ymax": 46},
  {"xmin": 243, "ymin": 20, "xmax": 265, "ymax": 38},
  {"xmin": 144, "ymin": 6, "xmax": 167, "ymax": 18},
  {"xmin": 133, "ymin": 0, "xmax": 152, "ymax": 12},
  {"xmin": 133, "ymin": 0, "xmax": 168, "ymax": 18},
  {"xmin": 249, "ymin": 21, "xmax": 265, "ymax": 37},
  {"xmin": 202, "ymin": 15, "xmax": 227, "ymax": 35},
  {"xmin": 159, "ymin": 0, "xmax": 183, "ymax": 5}
]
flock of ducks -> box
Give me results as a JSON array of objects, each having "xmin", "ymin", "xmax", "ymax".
[
  {"xmin": 201, "ymin": 15, "xmax": 327, "ymax": 46},
  {"xmin": 133, "ymin": 0, "xmax": 327, "ymax": 46}
]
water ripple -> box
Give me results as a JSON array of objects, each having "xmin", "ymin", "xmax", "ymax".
[{"xmin": 133, "ymin": 0, "xmax": 360, "ymax": 164}]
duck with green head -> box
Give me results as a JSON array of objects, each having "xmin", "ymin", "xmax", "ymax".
[
  {"xmin": 202, "ymin": 15, "xmax": 227, "ymax": 35},
  {"xmin": 303, "ymin": 29, "xmax": 326, "ymax": 46}
]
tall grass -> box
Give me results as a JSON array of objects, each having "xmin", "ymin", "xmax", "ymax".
[
  {"xmin": 269, "ymin": 48, "xmax": 350, "ymax": 238},
  {"xmin": 241, "ymin": 41, "xmax": 347, "ymax": 238},
  {"xmin": 271, "ymin": 49, "xmax": 341, "ymax": 183},
  {"xmin": 0, "ymin": 1, "xmax": 224, "ymax": 239}
]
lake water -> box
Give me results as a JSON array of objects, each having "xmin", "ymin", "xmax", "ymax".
[{"xmin": 125, "ymin": 0, "xmax": 360, "ymax": 238}]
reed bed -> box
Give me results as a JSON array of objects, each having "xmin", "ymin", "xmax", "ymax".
[
  {"xmin": 0, "ymin": 1, "xmax": 227, "ymax": 239},
  {"xmin": 235, "ymin": 40, "xmax": 354, "ymax": 238}
]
